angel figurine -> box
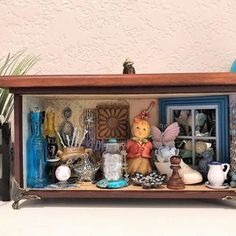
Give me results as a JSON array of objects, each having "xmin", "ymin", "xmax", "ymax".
[
  {"xmin": 125, "ymin": 102, "xmax": 155, "ymax": 175},
  {"xmin": 152, "ymin": 122, "xmax": 203, "ymax": 184},
  {"xmin": 151, "ymin": 122, "xmax": 180, "ymax": 162}
]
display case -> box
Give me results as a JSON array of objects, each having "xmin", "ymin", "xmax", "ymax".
[{"xmin": 1, "ymin": 73, "xmax": 236, "ymax": 209}]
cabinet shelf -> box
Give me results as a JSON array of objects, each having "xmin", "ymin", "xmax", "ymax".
[{"xmin": 28, "ymin": 183, "xmax": 236, "ymax": 200}]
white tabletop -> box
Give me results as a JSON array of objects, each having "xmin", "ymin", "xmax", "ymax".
[{"xmin": 0, "ymin": 199, "xmax": 236, "ymax": 236}]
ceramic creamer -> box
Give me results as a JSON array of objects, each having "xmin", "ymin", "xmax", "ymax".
[{"xmin": 207, "ymin": 162, "xmax": 230, "ymax": 187}]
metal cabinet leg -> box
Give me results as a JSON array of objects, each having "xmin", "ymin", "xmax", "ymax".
[
  {"xmin": 222, "ymin": 195, "xmax": 236, "ymax": 201},
  {"xmin": 11, "ymin": 178, "xmax": 40, "ymax": 209}
]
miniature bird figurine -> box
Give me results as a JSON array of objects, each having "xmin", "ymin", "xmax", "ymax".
[{"xmin": 123, "ymin": 58, "xmax": 135, "ymax": 74}]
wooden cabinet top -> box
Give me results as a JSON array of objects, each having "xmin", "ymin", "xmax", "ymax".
[{"xmin": 1, "ymin": 72, "xmax": 236, "ymax": 94}]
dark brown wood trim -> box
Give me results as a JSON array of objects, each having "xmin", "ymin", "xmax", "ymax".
[
  {"xmin": 13, "ymin": 94, "xmax": 23, "ymax": 186},
  {"xmin": 2, "ymin": 72, "xmax": 236, "ymax": 89},
  {"xmin": 9, "ymin": 85, "xmax": 236, "ymax": 95},
  {"xmin": 27, "ymin": 189, "xmax": 236, "ymax": 200}
]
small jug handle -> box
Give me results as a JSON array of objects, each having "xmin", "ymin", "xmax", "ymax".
[{"xmin": 221, "ymin": 163, "xmax": 230, "ymax": 180}]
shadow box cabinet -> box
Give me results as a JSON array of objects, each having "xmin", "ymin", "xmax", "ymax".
[{"xmin": 1, "ymin": 73, "xmax": 236, "ymax": 209}]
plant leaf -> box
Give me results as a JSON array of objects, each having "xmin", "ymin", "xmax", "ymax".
[
  {"xmin": 0, "ymin": 53, "xmax": 11, "ymax": 75},
  {"xmin": 0, "ymin": 51, "xmax": 39, "ymax": 121}
]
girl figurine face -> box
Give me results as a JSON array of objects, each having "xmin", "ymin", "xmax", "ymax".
[{"xmin": 132, "ymin": 117, "xmax": 150, "ymax": 139}]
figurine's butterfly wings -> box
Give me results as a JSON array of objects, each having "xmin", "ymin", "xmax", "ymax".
[{"xmin": 151, "ymin": 122, "xmax": 180, "ymax": 148}]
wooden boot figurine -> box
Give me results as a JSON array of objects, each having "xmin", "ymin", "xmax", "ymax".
[{"xmin": 167, "ymin": 156, "xmax": 185, "ymax": 190}]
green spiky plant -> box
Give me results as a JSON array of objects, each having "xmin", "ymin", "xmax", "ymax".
[{"xmin": 0, "ymin": 51, "xmax": 39, "ymax": 123}]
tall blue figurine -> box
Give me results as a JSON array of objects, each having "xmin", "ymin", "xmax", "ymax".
[{"xmin": 27, "ymin": 108, "xmax": 47, "ymax": 188}]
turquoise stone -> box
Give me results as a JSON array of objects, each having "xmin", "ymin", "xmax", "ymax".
[{"xmin": 96, "ymin": 179, "xmax": 128, "ymax": 189}]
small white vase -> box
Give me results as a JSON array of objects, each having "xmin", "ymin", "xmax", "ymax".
[{"xmin": 207, "ymin": 162, "xmax": 230, "ymax": 187}]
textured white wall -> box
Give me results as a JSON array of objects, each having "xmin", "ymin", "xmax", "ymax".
[
  {"xmin": 1, "ymin": 0, "xmax": 236, "ymax": 74},
  {"xmin": 2, "ymin": 3, "xmax": 236, "ymax": 232}
]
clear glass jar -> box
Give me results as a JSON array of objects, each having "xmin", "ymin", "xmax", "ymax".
[{"xmin": 102, "ymin": 139, "xmax": 123, "ymax": 181}]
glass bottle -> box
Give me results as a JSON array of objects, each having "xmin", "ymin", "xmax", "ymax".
[
  {"xmin": 44, "ymin": 109, "xmax": 57, "ymax": 138},
  {"xmin": 102, "ymin": 139, "xmax": 123, "ymax": 181},
  {"xmin": 27, "ymin": 108, "xmax": 47, "ymax": 188},
  {"xmin": 44, "ymin": 109, "xmax": 58, "ymax": 159}
]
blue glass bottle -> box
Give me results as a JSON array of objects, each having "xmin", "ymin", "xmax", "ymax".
[{"xmin": 27, "ymin": 108, "xmax": 47, "ymax": 188}]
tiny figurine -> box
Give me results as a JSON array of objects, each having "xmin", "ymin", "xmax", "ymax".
[
  {"xmin": 46, "ymin": 136, "xmax": 58, "ymax": 161},
  {"xmin": 167, "ymin": 156, "xmax": 185, "ymax": 190},
  {"xmin": 123, "ymin": 58, "xmax": 135, "ymax": 74},
  {"xmin": 125, "ymin": 102, "xmax": 155, "ymax": 176},
  {"xmin": 151, "ymin": 122, "xmax": 180, "ymax": 162},
  {"xmin": 47, "ymin": 160, "xmax": 61, "ymax": 184},
  {"xmin": 154, "ymin": 146, "xmax": 179, "ymax": 163},
  {"xmin": 184, "ymin": 140, "xmax": 212, "ymax": 154},
  {"xmin": 152, "ymin": 122, "xmax": 203, "ymax": 184},
  {"xmin": 198, "ymin": 150, "xmax": 214, "ymax": 179}
]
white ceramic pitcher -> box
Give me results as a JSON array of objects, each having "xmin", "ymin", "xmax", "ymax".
[{"xmin": 207, "ymin": 162, "xmax": 230, "ymax": 187}]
